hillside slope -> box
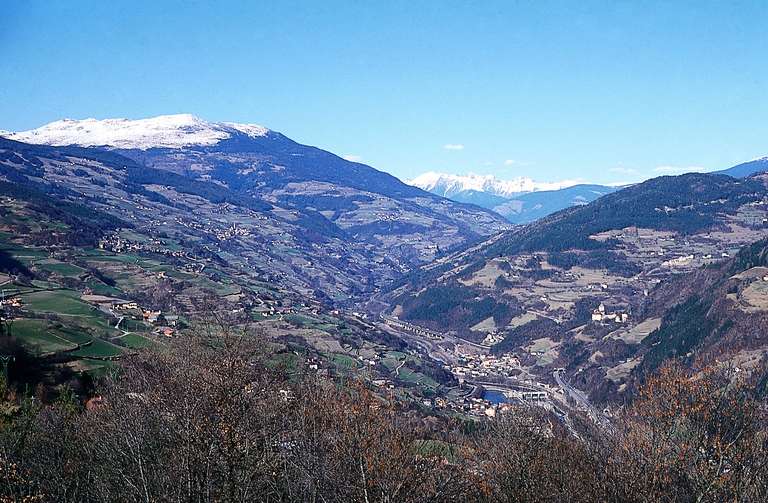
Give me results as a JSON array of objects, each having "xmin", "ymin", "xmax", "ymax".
[
  {"xmin": 717, "ymin": 156, "xmax": 768, "ymax": 178},
  {"xmin": 2, "ymin": 116, "xmax": 509, "ymax": 302},
  {"xmin": 552, "ymin": 236, "xmax": 768, "ymax": 401},
  {"xmin": 629, "ymin": 238, "xmax": 768, "ymax": 379},
  {"xmin": 383, "ymin": 171, "xmax": 768, "ymax": 401},
  {"xmin": 0, "ymin": 168, "xmax": 455, "ymax": 399},
  {"xmin": 493, "ymin": 184, "xmax": 618, "ymax": 224}
]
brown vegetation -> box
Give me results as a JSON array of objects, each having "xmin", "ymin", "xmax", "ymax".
[{"xmin": 0, "ymin": 329, "xmax": 765, "ymax": 502}]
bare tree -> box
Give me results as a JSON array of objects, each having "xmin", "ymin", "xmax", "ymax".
[{"xmin": 604, "ymin": 362, "xmax": 768, "ymax": 503}]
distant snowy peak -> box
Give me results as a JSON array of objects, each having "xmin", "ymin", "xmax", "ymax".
[
  {"xmin": 2, "ymin": 114, "xmax": 270, "ymax": 150},
  {"xmin": 409, "ymin": 171, "xmax": 582, "ymax": 198}
]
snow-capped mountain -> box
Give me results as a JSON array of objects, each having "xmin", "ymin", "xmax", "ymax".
[
  {"xmin": 408, "ymin": 171, "xmax": 619, "ymax": 224},
  {"xmin": 1, "ymin": 114, "xmax": 510, "ymax": 293},
  {"xmin": 409, "ymin": 171, "xmax": 582, "ymax": 199},
  {"xmin": 1, "ymin": 114, "xmax": 269, "ymax": 150}
]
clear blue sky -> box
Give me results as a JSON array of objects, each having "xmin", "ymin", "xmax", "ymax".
[{"xmin": 2, "ymin": 1, "xmax": 767, "ymax": 184}]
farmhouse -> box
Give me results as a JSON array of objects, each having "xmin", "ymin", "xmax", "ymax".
[{"xmin": 143, "ymin": 310, "xmax": 162, "ymax": 323}]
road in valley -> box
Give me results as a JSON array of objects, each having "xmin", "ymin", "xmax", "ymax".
[{"xmin": 554, "ymin": 369, "xmax": 614, "ymax": 431}]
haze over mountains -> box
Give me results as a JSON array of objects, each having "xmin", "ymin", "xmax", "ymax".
[{"xmin": 10, "ymin": 115, "xmax": 767, "ymax": 231}]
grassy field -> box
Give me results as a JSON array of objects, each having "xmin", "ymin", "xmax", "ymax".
[
  {"xmin": 70, "ymin": 358, "xmax": 117, "ymax": 377},
  {"xmin": 379, "ymin": 351, "xmax": 439, "ymax": 389},
  {"xmin": 381, "ymin": 350, "xmax": 408, "ymax": 370},
  {"xmin": 20, "ymin": 290, "xmax": 99, "ymax": 317},
  {"xmin": 164, "ymin": 269, "xmax": 196, "ymax": 281},
  {"xmin": 286, "ymin": 314, "xmax": 338, "ymax": 331},
  {"xmin": 68, "ymin": 338, "xmax": 123, "ymax": 358},
  {"xmin": 11, "ymin": 319, "xmax": 78, "ymax": 354},
  {"xmin": 29, "ymin": 280, "xmax": 60, "ymax": 289},
  {"xmin": 11, "ymin": 318, "xmax": 123, "ymax": 358},
  {"xmin": 118, "ymin": 318, "xmax": 151, "ymax": 332},
  {"xmin": 36, "ymin": 259, "xmax": 86, "ymax": 277},
  {"xmin": 86, "ymin": 254, "xmax": 147, "ymax": 264},
  {"xmin": 397, "ymin": 367, "xmax": 439, "ymax": 389},
  {"xmin": 6, "ymin": 247, "xmax": 49, "ymax": 265},
  {"xmin": 54, "ymin": 326, "xmax": 95, "ymax": 345},
  {"xmin": 119, "ymin": 333, "xmax": 156, "ymax": 349},
  {"xmin": 326, "ymin": 352, "xmax": 359, "ymax": 369},
  {"xmin": 118, "ymin": 230, "xmax": 153, "ymax": 243},
  {"xmin": 191, "ymin": 276, "xmax": 241, "ymax": 296},
  {"xmin": 83, "ymin": 278, "xmax": 123, "ymax": 296}
]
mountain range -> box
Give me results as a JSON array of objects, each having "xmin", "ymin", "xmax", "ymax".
[
  {"xmin": 1, "ymin": 115, "xmax": 510, "ymax": 304},
  {"xmin": 387, "ymin": 170, "xmax": 768, "ymax": 401},
  {"xmin": 409, "ymin": 171, "xmax": 618, "ymax": 224},
  {"xmin": 3, "ymin": 113, "xmax": 768, "ymax": 408},
  {"xmin": 410, "ymin": 156, "xmax": 768, "ymax": 225},
  {"xmin": 408, "ymin": 171, "xmax": 582, "ymax": 199},
  {"xmin": 717, "ymin": 156, "xmax": 768, "ymax": 178}
]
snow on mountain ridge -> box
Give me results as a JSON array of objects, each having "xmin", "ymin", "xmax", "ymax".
[
  {"xmin": 409, "ymin": 171, "xmax": 582, "ymax": 198},
  {"xmin": 2, "ymin": 114, "xmax": 270, "ymax": 150}
]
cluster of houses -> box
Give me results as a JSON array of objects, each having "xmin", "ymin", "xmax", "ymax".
[
  {"xmin": 451, "ymin": 352, "xmax": 521, "ymax": 380},
  {"xmin": 97, "ymin": 234, "xmax": 191, "ymax": 260},
  {"xmin": 662, "ymin": 254, "xmax": 695, "ymax": 268},
  {"xmin": 213, "ymin": 223, "xmax": 251, "ymax": 241},
  {"xmin": 591, "ymin": 303, "xmax": 629, "ymax": 323},
  {"xmin": 106, "ymin": 299, "xmax": 182, "ymax": 327},
  {"xmin": 81, "ymin": 294, "xmax": 180, "ymax": 337},
  {"xmin": 371, "ymin": 378, "xmax": 396, "ymax": 389},
  {"xmin": 429, "ymin": 392, "xmax": 524, "ymax": 418},
  {"xmin": 481, "ymin": 331, "xmax": 504, "ymax": 346},
  {"xmin": 381, "ymin": 314, "xmax": 441, "ymax": 340},
  {"xmin": 0, "ymin": 297, "xmax": 22, "ymax": 308},
  {"xmin": 0, "ymin": 295, "xmax": 22, "ymax": 322},
  {"xmin": 251, "ymin": 297, "xmax": 285, "ymax": 318}
]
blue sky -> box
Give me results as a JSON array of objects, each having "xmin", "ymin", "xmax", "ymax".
[{"xmin": 2, "ymin": 1, "xmax": 767, "ymax": 184}]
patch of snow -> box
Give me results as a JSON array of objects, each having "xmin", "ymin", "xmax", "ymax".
[
  {"xmin": 408, "ymin": 171, "xmax": 583, "ymax": 198},
  {"xmin": 222, "ymin": 122, "xmax": 269, "ymax": 138},
  {"xmin": 3, "ymin": 114, "xmax": 270, "ymax": 150}
]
